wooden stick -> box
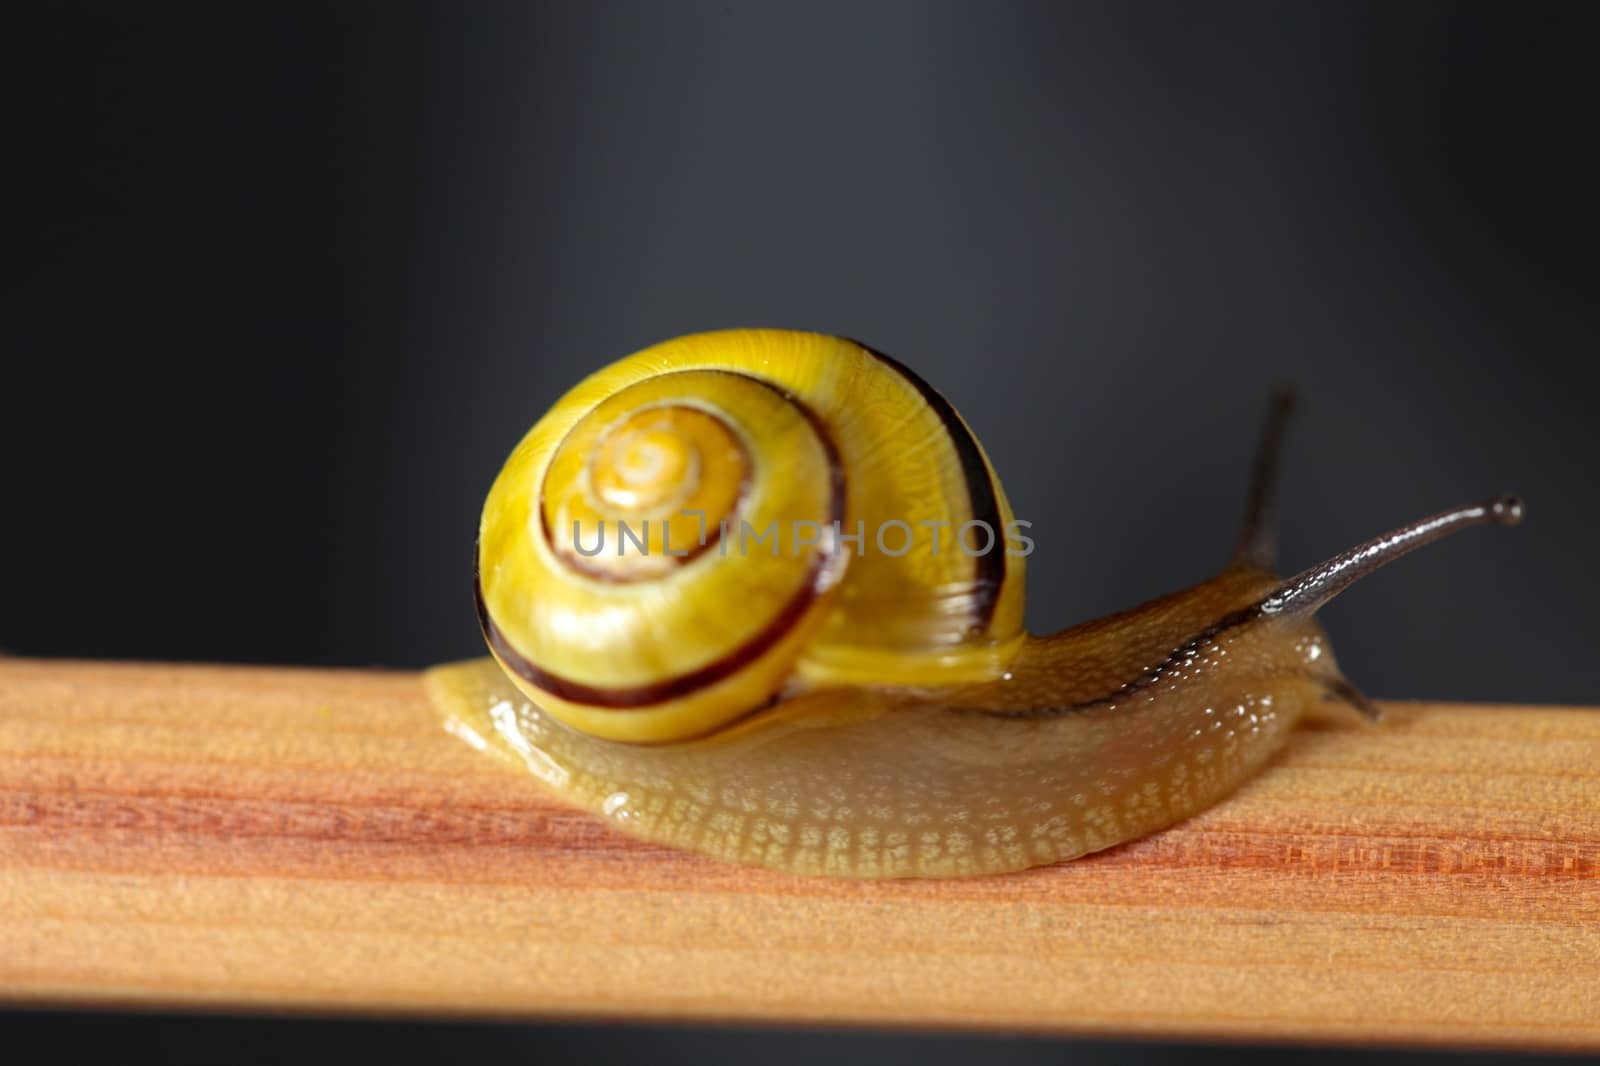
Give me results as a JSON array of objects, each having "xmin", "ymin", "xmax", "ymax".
[{"xmin": 1, "ymin": 658, "xmax": 1596, "ymax": 1049}]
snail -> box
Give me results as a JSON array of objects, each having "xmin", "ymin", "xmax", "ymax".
[{"xmin": 425, "ymin": 329, "xmax": 1523, "ymax": 879}]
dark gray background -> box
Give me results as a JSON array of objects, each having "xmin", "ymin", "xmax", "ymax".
[{"xmin": 7, "ymin": 1, "xmax": 1597, "ymax": 1062}]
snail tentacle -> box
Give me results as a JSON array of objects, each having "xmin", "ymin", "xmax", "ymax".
[
  {"xmin": 1318, "ymin": 675, "xmax": 1383, "ymax": 721},
  {"xmin": 1231, "ymin": 387, "xmax": 1297, "ymax": 572},
  {"xmin": 1259, "ymin": 495, "xmax": 1525, "ymax": 619}
]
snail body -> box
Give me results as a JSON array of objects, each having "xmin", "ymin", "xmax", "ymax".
[{"xmin": 426, "ymin": 329, "xmax": 1522, "ymax": 879}]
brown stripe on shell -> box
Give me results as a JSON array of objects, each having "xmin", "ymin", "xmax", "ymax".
[
  {"xmin": 851, "ymin": 338, "xmax": 1007, "ymax": 635},
  {"xmin": 479, "ymin": 371, "xmax": 847, "ymax": 711}
]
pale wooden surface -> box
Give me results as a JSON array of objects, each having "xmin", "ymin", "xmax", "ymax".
[{"xmin": 0, "ymin": 658, "xmax": 1595, "ymax": 1049}]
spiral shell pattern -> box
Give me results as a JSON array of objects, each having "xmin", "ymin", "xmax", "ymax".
[{"xmin": 476, "ymin": 330, "xmax": 1026, "ymax": 741}]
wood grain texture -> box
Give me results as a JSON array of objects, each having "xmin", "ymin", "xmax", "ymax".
[{"xmin": 0, "ymin": 658, "xmax": 1595, "ymax": 1049}]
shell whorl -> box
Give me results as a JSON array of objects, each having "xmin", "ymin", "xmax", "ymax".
[{"xmin": 476, "ymin": 330, "xmax": 1026, "ymax": 742}]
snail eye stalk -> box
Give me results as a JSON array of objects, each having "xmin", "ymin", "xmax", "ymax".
[
  {"xmin": 1259, "ymin": 496, "xmax": 1524, "ymax": 619},
  {"xmin": 1231, "ymin": 387, "xmax": 1297, "ymax": 572}
]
